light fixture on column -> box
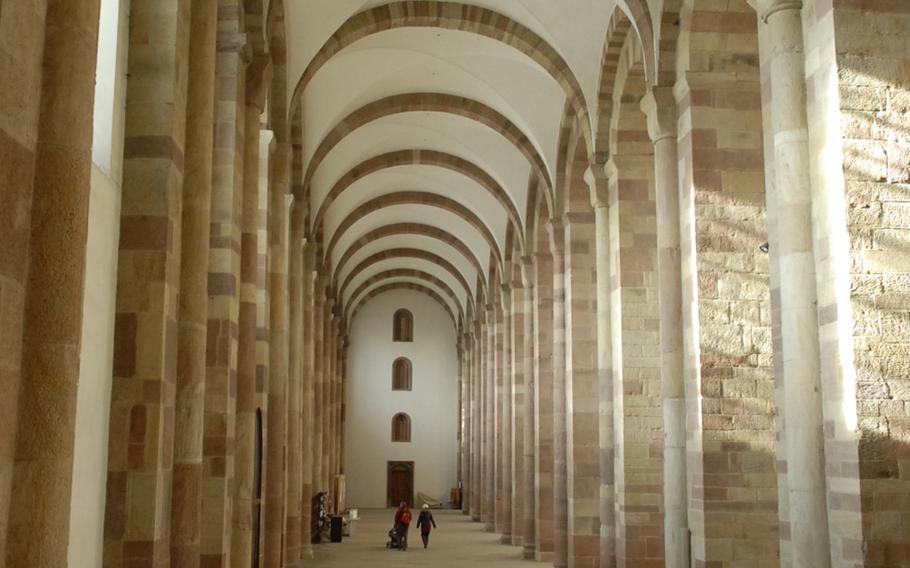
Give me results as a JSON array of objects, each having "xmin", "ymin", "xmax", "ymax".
[{"xmin": 759, "ymin": 242, "xmax": 770, "ymax": 253}]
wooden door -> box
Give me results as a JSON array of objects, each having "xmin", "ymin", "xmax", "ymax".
[{"xmin": 387, "ymin": 461, "xmax": 414, "ymax": 507}]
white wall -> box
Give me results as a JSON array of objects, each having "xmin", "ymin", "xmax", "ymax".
[
  {"xmin": 69, "ymin": 0, "xmax": 129, "ymax": 564},
  {"xmin": 344, "ymin": 290, "xmax": 459, "ymax": 508}
]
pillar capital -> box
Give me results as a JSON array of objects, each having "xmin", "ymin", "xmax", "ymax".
[
  {"xmin": 520, "ymin": 256, "xmax": 535, "ymax": 289},
  {"xmin": 640, "ymin": 86, "xmax": 678, "ymax": 143},
  {"xmin": 500, "ymin": 284, "xmax": 512, "ymax": 311},
  {"xmin": 585, "ymin": 164, "xmax": 610, "ymax": 209},
  {"xmin": 246, "ymin": 55, "xmax": 272, "ymax": 110},
  {"xmin": 747, "ymin": 0, "xmax": 802, "ymax": 21}
]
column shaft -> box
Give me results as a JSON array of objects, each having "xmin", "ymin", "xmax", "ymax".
[
  {"xmin": 759, "ymin": 2, "xmax": 831, "ymax": 565},
  {"xmin": 300, "ymin": 244, "xmax": 316, "ymax": 558},
  {"xmin": 230, "ymin": 101, "xmax": 263, "ymax": 568},
  {"xmin": 520, "ymin": 258, "xmax": 537, "ymax": 559},
  {"xmin": 483, "ymin": 312, "xmax": 496, "ymax": 530},
  {"xmin": 7, "ymin": 0, "xmax": 102, "ymax": 564},
  {"xmin": 471, "ymin": 328, "xmax": 482, "ymax": 520},
  {"xmin": 500, "ymin": 287, "xmax": 513, "ymax": 543},
  {"xmin": 549, "ymin": 221, "xmax": 568, "ymax": 568}
]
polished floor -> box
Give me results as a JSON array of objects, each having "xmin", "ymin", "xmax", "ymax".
[{"xmin": 308, "ymin": 508, "xmax": 532, "ymax": 567}]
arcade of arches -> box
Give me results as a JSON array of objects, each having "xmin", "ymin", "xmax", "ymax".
[{"xmin": 1, "ymin": 0, "xmax": 910, "ymax": 567}]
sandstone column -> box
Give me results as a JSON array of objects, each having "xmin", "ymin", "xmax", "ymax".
[
  {"xmin": 104, "ymin": 0, "xmax": 191, "ymax": 563},
  {"xmin": 533, "ymin": 247, "xmax": 556, "ymax": 562},
  {"xmin": 752, "ymin": 0, "xmax": 831, "ymax": 564},
  {"xmin": 484, "ymin": 306, "xmax": 497, "ymax": 531},
  {"xmin": 300, "ymin": 242, "xmax": 317, "ymax": 558},
  {"xmin": 5, "ymin": 0, "xmax": 101, "ymax": 564},
  {"xmin": 471, "ymin": 323, "xmax": 483, "ymax": 520},
  {"xmin": 499, "ymin": 284, "xmax": 513, "ymax": 543},
  {"xmin": 312, "ymin": 276, "xmax": 325, "ymax": 497},
  {"xmin": 172, "ymin": 0, "xmax": 219, "ymax": 563},
  {"xmin": 232, "ymin": 96, "xmax": 265, "ymax": 567},
  {"xmin": 509, "ymin": 271, "xmax": 524, "ymax": 546},
  {"xmin": 641, "ymin": 86, "xmax": 690, "ymax": 566},
  {"xmin": 460, "ymin": 336, "xmax": 471, "ymax": 514},
  {"xmin": 493, "ymin": 299, "xmax": 505, "ymax": 534},
  {"xmin": 519, "ymin": 258, "xmax": 537, "ymax": 559},
  {"xmin": 586, "ymin": 167, "xmax": 616, "ymax": 566},
  {"xmin": 548, "ymin": 219, "xmax": 568, "ymax": 568},
  {"xmin": 264, "ymin": 147, "xmax": 290, "ymax": 567},
  {"xmin": 284, "ymin": 199, "xmax": 305, "ymax": 565}
]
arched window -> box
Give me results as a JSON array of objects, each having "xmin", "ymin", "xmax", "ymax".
[
  {"xmin": 393, "ymin": 309, "xmax": 413, "ymax": 342},
  {"xmin": 392, "ymin": 357, "xmax": 412, "ymax": 391},
  {"xmin": 391, "ymin": 413, "xmax": 411, "ymax": 442}
]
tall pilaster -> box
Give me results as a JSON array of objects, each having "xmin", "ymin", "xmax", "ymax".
[
  {"xmin": 533, "ymin": 247, "xmax": 555, "ymax": 561},
  {"xmin": 752, "ymin": 1, "xmax": 831, "ymax": 565},
  {"xmin": 483, "ymin": 306, "xmax": 496, "ymax": 531},
  {"xmin": 548, "ymin": 219, "xmax": 568, "ymax": 568},
  {"xmin": 5, "ymin": 1, "xmax": 102, "ymax": 564},
  {"xmin": 312, "ymin": 276, "xmax": 325, "ymax": 497},
  {"xmin": 231, "ymin": 94, "xmax": 265, "ymax": 568},
  {"xmin": 471, "ymin": 321, "xmax": 483, "ymax": 520},
  {"xmin": 586, "ymin": 167, "xmax": 616, "ymax": 567},
  {"xmin": 494, "ymin": 298, "xmax": 505, "ymax": 534},
  {"xmin": 171, "ymin": 0, "xmax": 219, "ymax": 564},
  {"xmin": 300, "ymin": 242, "xmax": 317, "ymax": 558},
  {"xmin": 104, "ymin": 0, "xmax": 191, "ymax": 564},
  {"xmin": 520, "ymin": 258, "xmax": 537, "ymax": 559},
  {"xmin": 263, "ymin": 145, "xmax": 290, "ymax": 567},
  {"xmin": 499, "ymin": 284, "xmax": 513, "ymax": 544},
  {"xmin": 284, "ymin": 199, "xmax": 305, "ymax": 565},
  {"xmin": 641, "ymin": 86, "xmax": 690, "ymax": 567}
]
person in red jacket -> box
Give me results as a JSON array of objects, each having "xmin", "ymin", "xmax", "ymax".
[{"xmin": 393, "ymin": 501, "xmax": 412, "ymax": 551}]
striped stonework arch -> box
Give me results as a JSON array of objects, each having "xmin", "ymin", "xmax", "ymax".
[
  {"xmin": 290, "ymin": 1, "xmax": 593, "ymax": 158},
  {"xmin": 323, "ymin": 191, "xmax": 503, "ymax": 275},
  {"xmin": 302, "ymin": 92, "xmax": 554, "ymax": 208},
  {"xmin": 312, "ymin": 149, "xmax": 524, "ymax": 247},
  {"xmin": 347, "ymin": 283, "xmax": 458, "ymax": 334},
  {"xmin": 343, "ymin": 268, "xmax": 463, "ymax": 323},
  {"xmin": 338, "ymin": 248, "xmax": 472, "ymax": 306},
  {"xmin": 595, "ymin": 7, "xmax": 635, "ymax": 163},
  {"xmin": 332, "ymin": 223, "xmax": 487, "ymax": 290}
]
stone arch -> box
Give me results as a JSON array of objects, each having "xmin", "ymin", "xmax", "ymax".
[
  {"xmin": 323, "ymin": 192, "xmax": 503, "ymax": 278},
  {"xmin": 302, "ymin": 92, "xmax": 554, "ymax": 213},
  {"xmin": 345, "ymin": 269, "xmax": 463, "ymax": 325},
  {"xmin": 348, "ymin": 283, "xmax": 457, "ymax": 333},
  {"xmin": 290, "ymin": 1, "xmax": 593, "ymax": 159},
  {"xmin": 338, "ymin": 248, "xmax": 472, "ymax": 308},
  {"xmin": 594, "ymin": 6, "xmax": 635, "ymax": 163},
  {"xmin": 312, "ymin": 149, "xmax": 524, "ymax": 248},
  {"xmin": 332, "ymin": 223, "xmax": 486, "ymax": 291}
]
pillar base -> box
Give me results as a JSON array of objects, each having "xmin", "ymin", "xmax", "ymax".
[
  {"xmin": 522, "ymin": 546, "xmax": 536, "ymax": 559},
  {"xmin": 511, "ymin": 535, "xmax": 523, "ymax": 547},
  {"xmin": 484, "ymin": 523, "xmax": 495, "ymax": 533},
  {"xmin": 299, "ymin": 547, "xmax": 314, "ymax": 560},
  {"xmin": 471, "ymin": 514, "xmax": 481, "ymax": 522},
  {"xmin": 499, "ymin": 532, "xmax": 512, "ymax": 544}
]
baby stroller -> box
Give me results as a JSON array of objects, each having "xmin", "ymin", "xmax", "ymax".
[{"xmin": 386, "ymin": 525, "xmax": 402, "ymax": 549}]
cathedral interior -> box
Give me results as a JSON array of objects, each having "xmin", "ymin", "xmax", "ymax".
[{"xmin": 1, "ymin": 0, "xmax": 909, "ymax": 567}]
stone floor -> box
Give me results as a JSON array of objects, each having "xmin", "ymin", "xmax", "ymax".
[{"xmin": 308, "ymin": 508, "xmax": 533, "ymax": 567}]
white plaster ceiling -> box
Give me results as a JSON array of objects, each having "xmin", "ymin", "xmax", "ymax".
[
  {"xmin": 284, "ymin": 0, "xmax": 618, "ymax": 323},
  {"xmin": 335, "ymin": 235, "xmax": 480, "ymax": 300}
]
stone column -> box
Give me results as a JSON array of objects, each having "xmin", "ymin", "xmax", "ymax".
[
  {"xmin": 499, "ymin": 284, "xmax": 513, "ymax": 543},
  {"xmin": 202, "ymin": 8, "xmax": 249, "ymax": 561},
  {"xmin": 312, "ymin": 276, "xmax": 325, "ymax": 496},
  {"xmin": 533, "ymin": 248, "xmax": 555, "ymax": 561},
  {"xmin": 483, "ymin": 308, "xmax": 496, "ymax": 530},
  {"xmin": 104, "ymin": 0, "xmax": 191, "ymax": 564},
  {"xmin": 171, "ymin": 0, "xmax": 219, "ymax": 564},
  {"xmin": 322, "ymin": 300, "xmax": 335, "ymax": 495},
  {"xmin": 460, "ymin": 337, "xmax": 471, "ymax": 514},
  {"xmin": 548, "ymin": 219, "xmax": 568, "ymax": 568},
  {"xmin": 471, "ymin": 323, "xmax": 483, "ymax": 520},
  {"xmin": 752, "ymin": 1, "xmax": 831, "ymax": 565},
  {"xmin": 231, "ymin": 96, "xmax": 265, "ymax": 568},
  {"xmin": 509, "ymin": 274, "xmax": 524, "ymax": 546},
  {"xmin": 5, "ymin": 1, "xmax": 101, "ymax": 564},
  {"xmin": 519, "ymin": 258, "xmax": 537, "ymax": 559},
  {"xmin": 494, "ymin": 299, "xmax": 504, "ymax": 534},
  {"xmin": 641, "ymin": 86, "xmax": 689, "ymax": 566},
  {"xmin": 263, "ymin": 147, "xmax": 290, "ymax": 568},
  {"xmin": 254, "ymin": 130, "xmax": 274, "ymax": 566},
  {"xmin": 300, "ymin": 242, "xmax": 317, "ymax": 558},
  {"xmin": 586, "ymin": 167, "xmax": 616, "ymax": 566},
  {"xmin": 284, "ymin": 199, "xmax": 305, "ymax": 565}
]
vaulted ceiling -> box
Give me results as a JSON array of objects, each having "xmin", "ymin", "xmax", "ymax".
[{"xmin": 281, "ymin": 1, "xmax": 629, "ymax": 329}]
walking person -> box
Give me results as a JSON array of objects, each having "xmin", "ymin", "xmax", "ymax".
[
  {"xmin": 416, "ymin": 504, "xmax": 437, "ymax": 549},
  {"xmin": 394, "ymin": 501, "xmax": 413, "ymax": 551}
]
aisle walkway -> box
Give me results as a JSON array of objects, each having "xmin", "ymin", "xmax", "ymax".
[{"xmin": 309, "ymin": 509, "xmax": 532, "ymax": 567}]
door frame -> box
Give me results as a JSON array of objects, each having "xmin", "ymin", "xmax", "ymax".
[{"xmin": 386, "ymin": 461, "xmax": 415, "ymax": 507}]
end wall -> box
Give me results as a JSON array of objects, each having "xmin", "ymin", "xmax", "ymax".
[{"xmin": 344, "ymin": 290, "xmax": 458, "ymax": 508}]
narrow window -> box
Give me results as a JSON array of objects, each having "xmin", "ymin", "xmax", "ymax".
[
  {"xmin": 392, "ymin": 357, "xmax": 412, "ymax": 391},
  {"xmin": 393, "ymin": 309, "xmax": 413, "ymax": 342},
  {"xmin": 391, "ymin": 413, "xmax": 411, "ymax": 442}
]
